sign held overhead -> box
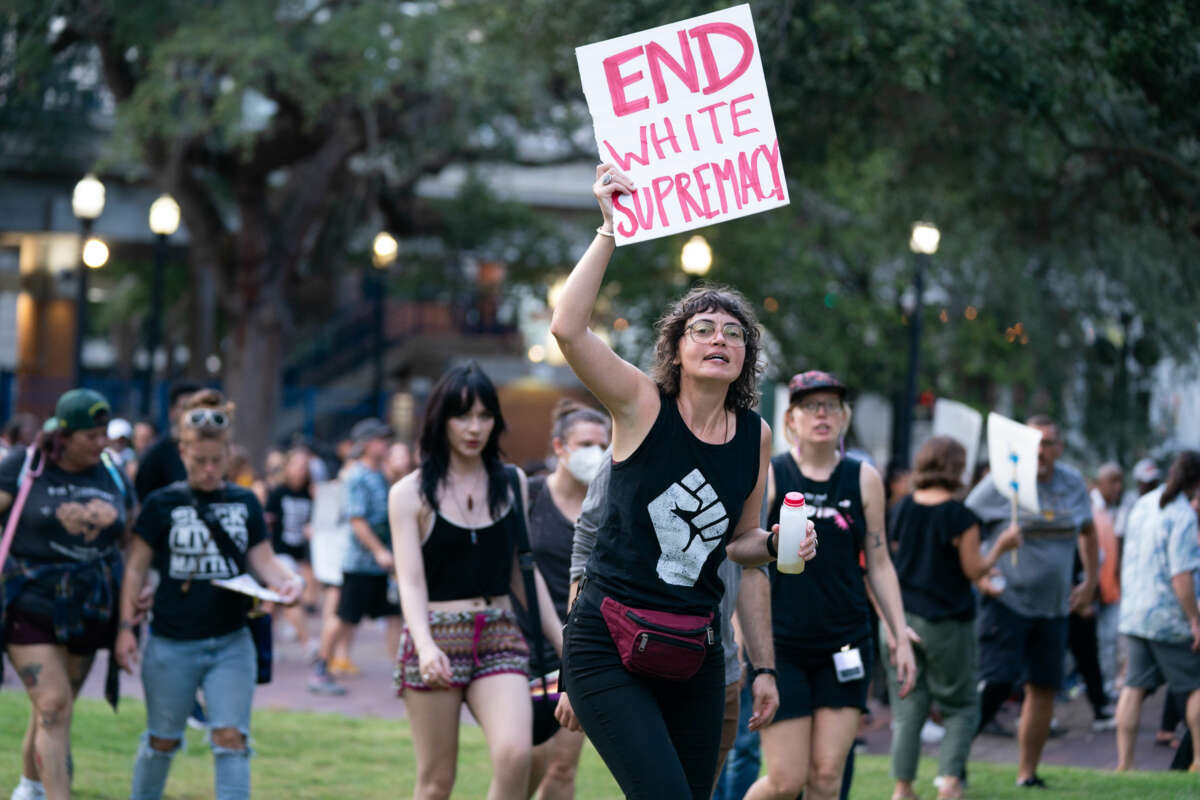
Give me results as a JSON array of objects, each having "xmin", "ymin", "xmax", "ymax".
[{"xmin": 576, "ymin": 4, "xmax": 789, "ymax": 244}]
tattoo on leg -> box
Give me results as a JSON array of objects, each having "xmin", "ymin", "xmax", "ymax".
[
  {"xmin": 17, "ymin": 664, "xmax": 42, "ymax": 689},
  {"xmin": 40, "ymin": 711, "xmax": 60, "ymax": 727}
]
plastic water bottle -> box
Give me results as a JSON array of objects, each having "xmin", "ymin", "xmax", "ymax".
[{"xmin": 777, "ymin": 492, "xmax": 810, "ymax": 574}]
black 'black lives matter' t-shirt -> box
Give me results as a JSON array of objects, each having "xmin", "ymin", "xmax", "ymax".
[
  {"xmin": 136, "ymin": 481, "xmax": 267, "ymax": 640},
  {"xmin": 0, "ymin": 447, "xmax": 134, "ymax": 616}
]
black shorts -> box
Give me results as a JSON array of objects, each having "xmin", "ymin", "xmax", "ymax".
[
  {"xmin": 977, "ymin": 596, "xmax": 1068, "ymax": 690},
  {"xmin": 774, "ymin": 635, "xmax": 873, "ymax": 722},
  {"xmin": 337, "ymin": 572, "xmax": 400, "ymax": 624},
  {"xmin": 4, "ymin": 606, "xmax": 114, "ymax": 656}
]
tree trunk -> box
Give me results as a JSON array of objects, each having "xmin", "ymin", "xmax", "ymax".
[
  {"xmin": 186, "ymin": 249, "xmax": 220, "ymax": 382},
  {"xmin": 224, "ymin": 296, "xmax": 284, "ymax": 472}
]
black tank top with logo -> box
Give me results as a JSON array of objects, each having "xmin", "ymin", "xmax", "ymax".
[
  {"xmin": 585, "ymin": 392, "xmax": 761, "ymax": 614},
  {"xmin": 767, "ymin": 454, "xmax": 870, "ymax": 652}
]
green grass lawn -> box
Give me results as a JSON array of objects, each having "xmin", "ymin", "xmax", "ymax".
[{"xmin": 1, "ymin": 691, "xmax": 1196, "ymax": 798}]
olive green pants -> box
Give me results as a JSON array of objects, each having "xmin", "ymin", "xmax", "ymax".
[{"xmin": 881, "ymin": 612, "xmax": 979, "ymax": 781}]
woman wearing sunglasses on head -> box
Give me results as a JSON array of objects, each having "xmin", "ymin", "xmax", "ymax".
[
  {"xmin": 389, "ymin": 362, "xmax": 564, "ymax": 800},
  {"xmin": 547, "ymin": 164, "xmax": 816, "ymax": 799},
  {"xmin": 115, "ymin": 390, "xmax": 303, "ymax": 800},
  {"xmin": 1, "ymin": 389, "xmax": 134, "ymax": 800}
]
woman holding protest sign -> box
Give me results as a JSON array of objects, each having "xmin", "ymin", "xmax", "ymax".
[
  {"xmin": 389, "ymin": 362, "xmax": 564, "ymax": 800},
  {"xmin": 1, "ymin": 389, "xmax": 134, "ymax": 800},
  {"xmin": 744, "ymin": 371, "xmax": 915, "ymax": 800},
  {"xmin": 116, "ymin": 390, "xmax": 303, "ymax": 800},
  {"xmin": 548, "ymin": 164, "xmax": 815, "ymax": 799}
]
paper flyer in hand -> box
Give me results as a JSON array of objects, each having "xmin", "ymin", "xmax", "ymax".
[{"xmin": 212, "ymin": 574, "xmax": 287, "ymax": 604}]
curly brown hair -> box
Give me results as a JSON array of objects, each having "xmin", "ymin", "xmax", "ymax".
[{"xmin": 650, "ymin": 284, "xmax": 762, "ymax": 412}]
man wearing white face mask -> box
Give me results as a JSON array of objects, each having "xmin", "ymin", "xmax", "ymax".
[{"xmin": 521, "ymin": 400, "xmax": 612, "ymax": 800}]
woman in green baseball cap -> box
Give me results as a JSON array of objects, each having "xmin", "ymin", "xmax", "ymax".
[{"xmin": 1, "ymin": 387, "xmax": 135, "ymax": 800}]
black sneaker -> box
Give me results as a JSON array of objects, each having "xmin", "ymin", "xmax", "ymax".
[{"xmin": 1016, "ymin": 775, "xmax": 1047, "ymax": 788}]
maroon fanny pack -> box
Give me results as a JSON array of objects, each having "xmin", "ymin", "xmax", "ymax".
[{"xmin": 599, "ymin": 595, "xmax": 714, "ymax": 682}]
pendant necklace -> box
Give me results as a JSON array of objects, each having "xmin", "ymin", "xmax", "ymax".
[{"xmin": 449, "ymin": 470, "xmax": 484, "ymax": 544}]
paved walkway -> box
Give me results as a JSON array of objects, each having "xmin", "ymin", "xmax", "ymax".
[{"xmin": 6, "ymin": 616, "xmax": 1182, "ymax": 773}]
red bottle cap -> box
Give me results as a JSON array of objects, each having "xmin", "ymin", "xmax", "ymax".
[{"xmin": 783, "ymin": 492, "xmax": 805, "ymax": 508}]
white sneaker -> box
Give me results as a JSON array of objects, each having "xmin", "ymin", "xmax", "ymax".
[
  {"xmin": 11, "ymin": 777, "xmax": 46, "ymax": 800},
  {"xmin": 920, "ymin": 719, "xmax": 946, "ymax": 744}
]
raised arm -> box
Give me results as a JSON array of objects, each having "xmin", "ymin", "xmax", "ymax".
[{"xmin": 549, "ymin": 165, "xmax": 658, "ymax": 458}]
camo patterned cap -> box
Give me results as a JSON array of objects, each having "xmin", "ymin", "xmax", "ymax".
[{"xmin": 787, "ymin": 370, "xmax": 848, "ymax": 401}]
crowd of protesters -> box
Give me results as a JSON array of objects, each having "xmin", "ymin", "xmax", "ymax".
[{"xmin": 0, "ymin": 167, "xmax": 1196, "ymax": 799}]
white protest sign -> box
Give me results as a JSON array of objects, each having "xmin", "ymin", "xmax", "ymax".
[
  {"xmin": 986, "ymin": 413, "xmax": 1041, "ymax": 514},
  {"xmin": 576, "ymin": 4, "xmax": 789, "ymax": 244},
  {"xmin": 310, "ymin": 479, "xmax": 350, "ymax": 587},
  {"xmin": 933, "ymin": 399, "xmax": 982, "ymax": 486}
]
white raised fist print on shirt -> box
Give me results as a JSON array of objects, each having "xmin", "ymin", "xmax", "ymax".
[{"xmin": 649, "ymin": 468, "xmax": 729, "ymax": 586}]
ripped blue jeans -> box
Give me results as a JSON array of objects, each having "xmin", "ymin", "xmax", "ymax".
[{"xmin": 131, "ymin": 627, "xmax": 255, "ymax": 800}]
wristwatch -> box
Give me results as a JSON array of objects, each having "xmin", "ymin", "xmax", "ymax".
[{"xmin": 750, "ymin": 666, "xmax": 778, "ymax": 680}]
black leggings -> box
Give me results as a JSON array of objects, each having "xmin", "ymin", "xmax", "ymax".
[{"xmin": 562, "ymin": 585, "xmax": 725, "ymax": 799}]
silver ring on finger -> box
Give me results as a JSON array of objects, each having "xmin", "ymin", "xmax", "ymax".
[{"xmin": 602, "ymin": 173, "xmax": 613, "ymax": 186}]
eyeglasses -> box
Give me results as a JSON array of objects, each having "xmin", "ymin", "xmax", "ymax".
[
  {"xmin": 796, "ymin": 399, "xmax": 842, "ymax": 415},
  {"xmin": 685, "ymin": 321, "xmax": 747, "ymax": 347},
  {"xmin": 184, "ymin": 408, "xmax": 230, "ymax": 430}
]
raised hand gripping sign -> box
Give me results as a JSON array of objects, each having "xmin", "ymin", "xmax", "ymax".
[{"xmin": 576, "ymin": 4, "xmax": 789, "ymax": 244}]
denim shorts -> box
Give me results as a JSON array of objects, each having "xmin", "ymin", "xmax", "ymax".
[{"xmin": 141, "ymin": 627, "xmax": 256, "ymax": 740}]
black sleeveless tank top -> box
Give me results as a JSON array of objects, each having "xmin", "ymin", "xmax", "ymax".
[
  {"xmin": 422, "ymin": 505, "xmax": 520, "ymax": 602},
  {"xmin": 767, "ymin": 454, "xmax": 870, "ymax": 652},
  {"xmin": 586, "ymin": 392, "xmax": 761, "ymax": 614}
]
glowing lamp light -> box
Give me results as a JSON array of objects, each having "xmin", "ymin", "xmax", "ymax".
[
  {"xmin": 909, "ymin": 222, "xmax": 940, "ymax": 255},
  {"xmin": 148, "ymin": 194, "xmax": 181, "ymax": 236},
  {"xmin": 680, "ymin": 235, "xmax": 712, "ymax": 276},
  {"xmin": 372, "ymin": 231, "xmax": 398, "ymax": 268},
  {"xmin": 72, "ymin": 174, "xmax": 106, "ymax": 221},
  {"xmin": 82, "ymin": 238, "xmax": 109, "ymax": 268},
  {"xmin": 528, "ymin": 344, "xmax": 546, "ymax": 363}
]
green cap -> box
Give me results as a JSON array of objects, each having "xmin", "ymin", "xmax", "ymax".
[{"xmin": 53, "ymin": 388, "xmax": 112, "ymax": 432}]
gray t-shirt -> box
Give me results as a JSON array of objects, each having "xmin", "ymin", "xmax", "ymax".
[
  {"xmin": 966, "ymin": 462, "xmax": 1093, "ymax": 618},
  {"xmin": 570, "ymin": 451, "xmax": 741, "ymax": 686}
]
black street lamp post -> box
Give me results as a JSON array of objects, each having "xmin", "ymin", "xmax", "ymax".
[{"xmin": 895, "ymin": 221, "xmax": 940, "ymax": 468}]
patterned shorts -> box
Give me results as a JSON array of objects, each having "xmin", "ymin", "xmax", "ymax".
[{"xmin": 395, "ymin": 607, "xmax": 529, "ymax": 693}]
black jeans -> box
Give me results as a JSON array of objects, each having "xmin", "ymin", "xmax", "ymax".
[
  {"xmin": 563, "ymin": 583, "xmax": 725, "ymax": 799},
  {"xmin": 1067, "ymin": 611, "xmax": 1108, "ymax": 715}
]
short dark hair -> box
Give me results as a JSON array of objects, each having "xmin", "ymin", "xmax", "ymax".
[
  {"xmin": 169, "ymin": 382, "xmax": 203, "ymax": 409},
  {"xmin": 651, "ymin": 284, "xmax": 762, "ymax": 412},
  {"xmin": 913, "ymin": 436, "xmax": 967, "ymax": 491}
]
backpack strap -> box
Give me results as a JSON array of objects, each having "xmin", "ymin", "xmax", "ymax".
[
  {"xmin": 100, "ymin": 450, "xmax": 128, "ymax": 501},
  {"xmin": 505, "ymin": 465, "xmax": 547, "ymax": 676}
]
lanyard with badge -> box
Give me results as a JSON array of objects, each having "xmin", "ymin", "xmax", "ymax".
[{"xmin": 833, "ymin": 643, "xmax": 865, "ymax": 682}]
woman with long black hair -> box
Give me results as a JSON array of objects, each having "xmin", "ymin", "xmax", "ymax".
[
  {"xmin": 390, "ymin": 362, "xmax": 563, "ymax": 800},
  {"xmin": 548, "ymin": 164, "xmax": 815, "ymax": 799}
]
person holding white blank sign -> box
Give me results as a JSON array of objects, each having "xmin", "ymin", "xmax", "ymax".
[
  {"xmin": 549, "ymin": 164, "xmax": 814, "ymax": 799},
  {"xmin": 966, "ymin": 415, "xmax": 1097, "ymax": 789}
]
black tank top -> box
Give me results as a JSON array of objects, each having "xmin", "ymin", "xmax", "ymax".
[
  {"xmin": 586, "ymin": 392, "xmax": 761, "ymax": 614},
  {"xmin": 423, "ymin": 506, "xmax": 520, "ymax": 602},
  {"xmin": 767, "ymin": 454, "xmax": 870, "ymax": 652}
]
